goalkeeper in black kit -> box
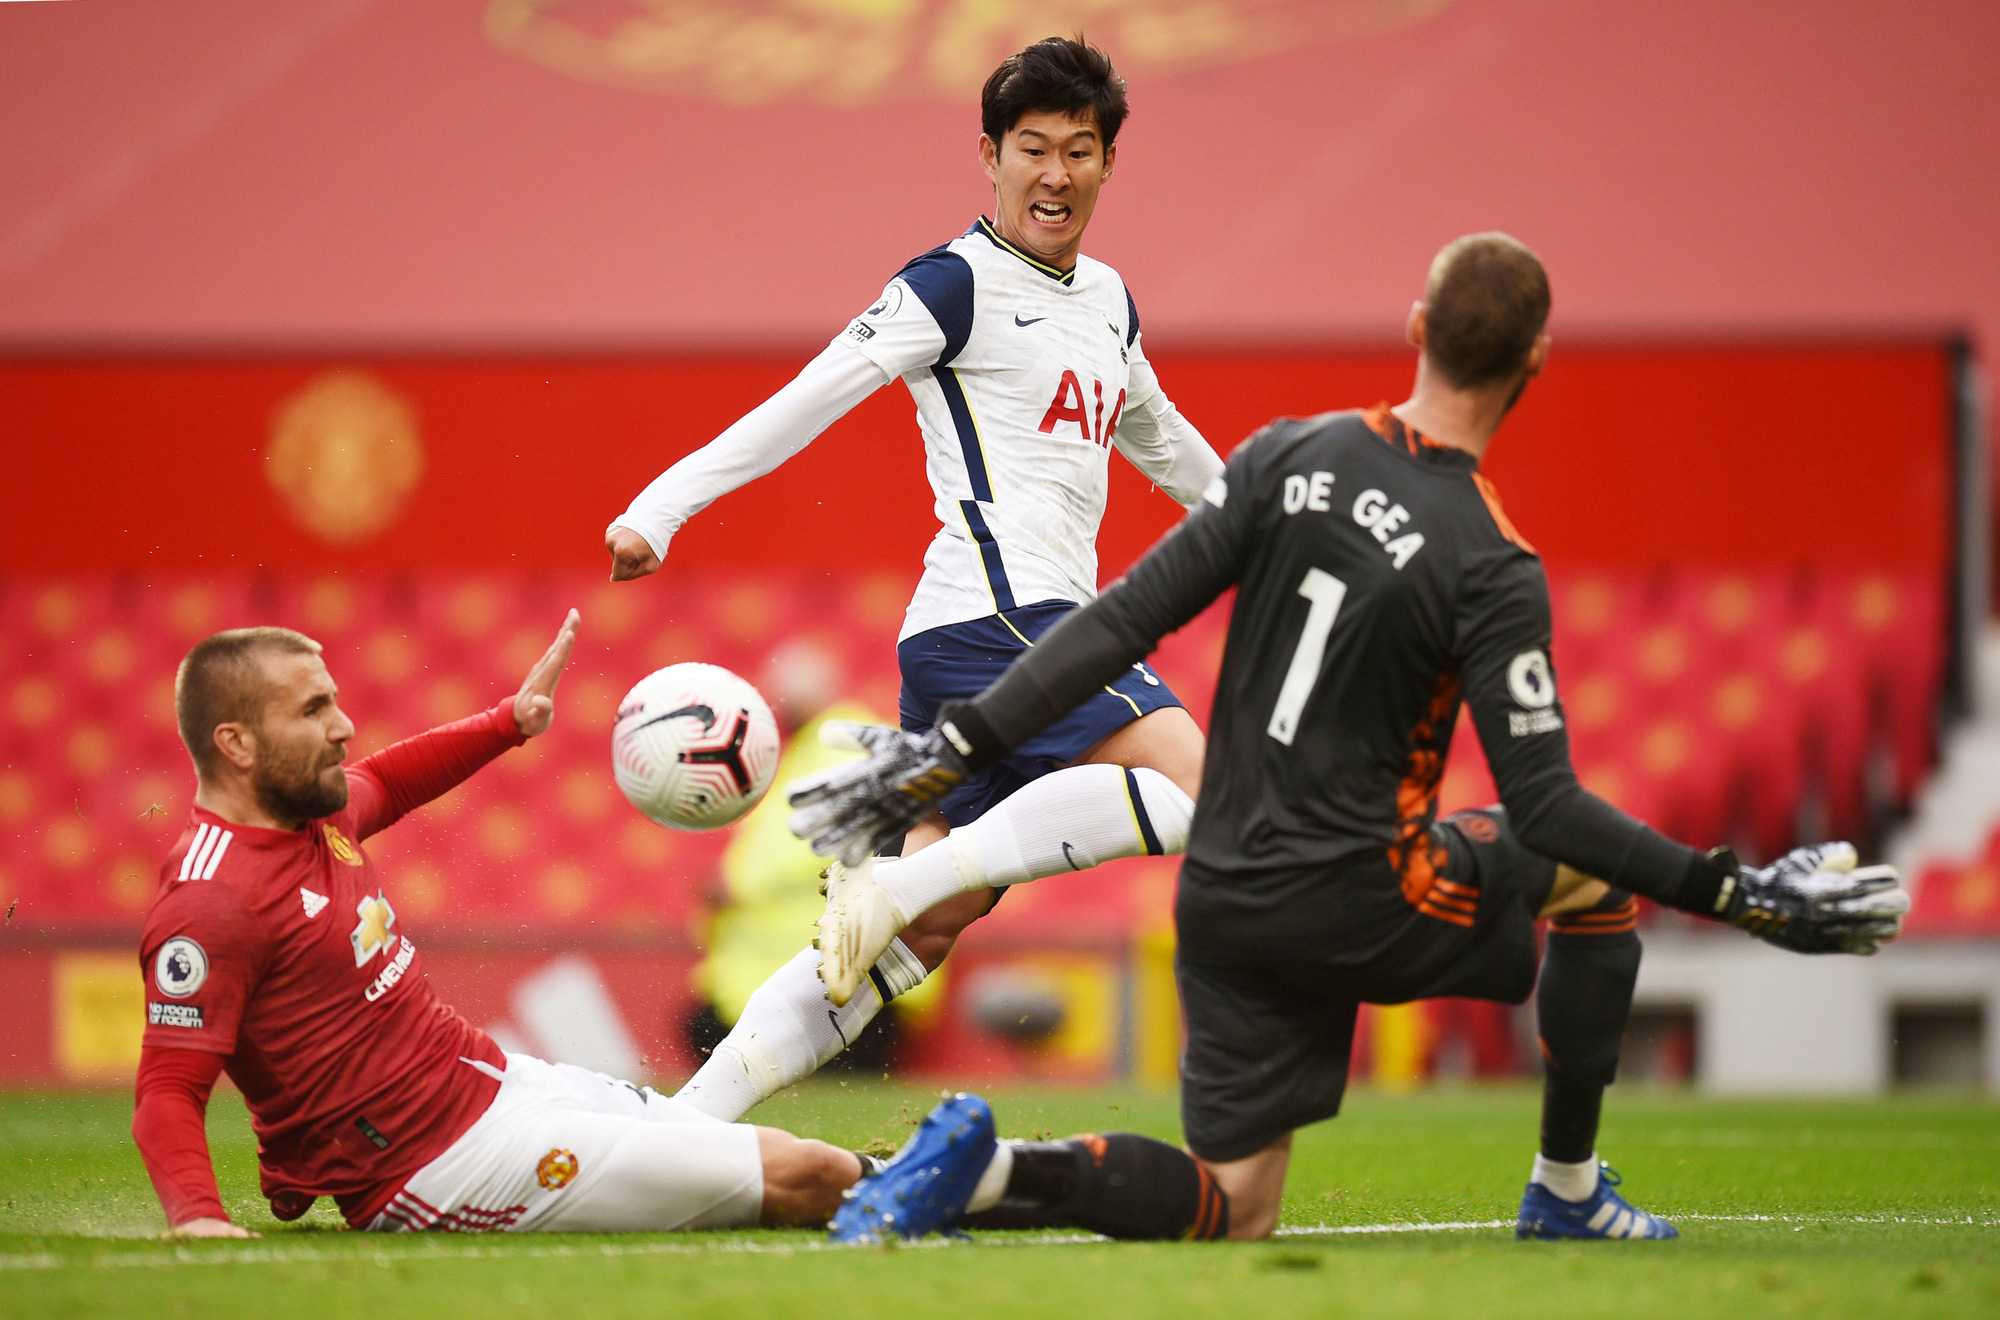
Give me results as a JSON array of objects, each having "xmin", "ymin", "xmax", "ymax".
[{"xmin": 792, "ymin": 233, "xmax": 1909, "ymax": 1243}]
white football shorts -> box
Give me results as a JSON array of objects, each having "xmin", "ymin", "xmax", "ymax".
[{"xmin": 369, "ymin": 1053, "xmax": 765, "ymax": 1233}]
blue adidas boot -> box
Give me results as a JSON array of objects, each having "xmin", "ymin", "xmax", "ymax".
[
  {"xmin": 829, "ymin": 1093, "xmax": 996, "ymax": 1244},
  {"xmin": 1516, "ymin": 1165, "xmax": 1679, "ymax": 1240}
]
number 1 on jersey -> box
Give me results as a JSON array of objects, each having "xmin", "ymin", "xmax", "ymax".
[{"xmin": 1267, "ymin": 568, "xmax": 1348, "ymax": 746}]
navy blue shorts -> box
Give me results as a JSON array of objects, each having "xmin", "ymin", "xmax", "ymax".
[{"xmin": 898, "ymin": 600, "xmax": 1185, "ymax": 827}]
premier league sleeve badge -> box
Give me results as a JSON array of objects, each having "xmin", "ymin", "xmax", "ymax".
[{"xmin": 154, "ymin": 936, "xmax": 209, "ymax": 998}]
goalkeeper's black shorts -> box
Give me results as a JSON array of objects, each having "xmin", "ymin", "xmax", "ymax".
[{"xmin": 1176, "ymin": 807, "xmax": 1559, "ymax": 1163}]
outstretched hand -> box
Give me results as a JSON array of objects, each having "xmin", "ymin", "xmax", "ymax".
[
  {"xmin": 787, "ymin": 722, "xmax": 969, "ymax": 865},
  {"xmin": 1724, "ymin": 841, "xmax": 1909, "ymax": 954},
  {"xmin": 606, "ymin": 527, "xmax": 661, "ymax": 581},
  {"xmin": 513, "ymin": 609, "xmax": 579, "ymax": 738}
]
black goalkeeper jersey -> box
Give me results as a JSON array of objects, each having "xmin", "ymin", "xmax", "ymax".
[
  {"xmin": 953, "ymin": 405, "xmax": 1703, "ymax": 951},
  {"xmin": 1163, "ymin": 405, "xmax": 1553, "ymax": 880}
]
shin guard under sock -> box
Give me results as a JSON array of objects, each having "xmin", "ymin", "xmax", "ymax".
[
  {"xmin": 1536, "ymin": 889, "xmax": 1642, "ymax": 1164},
  {"xmin": 959, "ymin": 1134, "xmax": 1229, "ymax": 1241}
]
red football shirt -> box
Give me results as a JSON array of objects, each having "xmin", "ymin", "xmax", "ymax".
[{"xmin": 138, "ymin": 704, "xmax": 524, "ymax": 1226}]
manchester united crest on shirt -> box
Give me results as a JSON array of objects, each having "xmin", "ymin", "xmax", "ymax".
[
  {"xmin": 350, "ymin": 894, "xmax": 398, "ymax": 966},
  {"xmin": 323, "ymin": 823, "xmax": 364, "ymax": 866},
  {"xmin": 536, "ymin": 1148, "xmax": 579, "ymax": 1190}
]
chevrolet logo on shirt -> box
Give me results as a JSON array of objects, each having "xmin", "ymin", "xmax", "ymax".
[{"xmin": 351, "ymin": 894, "xmax": 398, "ymax": 967}]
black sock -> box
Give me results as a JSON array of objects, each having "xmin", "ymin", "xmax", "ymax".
[
  {"xmin": 1536, "ymin": 890, "xmax": 1642, "ymax": 1164},
  {"xmin": 1539, "ymin": 1080, "xmax": 1605, "ymax": 1165},
  {"xmin": 959, "ymin": 1134, "xmax": 1229, "ymax": 1240},
  {"xmin": 956, "ymin": 1142, "xmax": 1075, "ymax": 1231}
]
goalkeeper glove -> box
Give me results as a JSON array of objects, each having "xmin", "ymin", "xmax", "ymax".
[
  {"xmin": 1703, "ymin": 841, "xmax": 1908, "ymax": 954},
  {"xmin": 787, "ymin": 721, "xmax": 970, "ymax": 866}
]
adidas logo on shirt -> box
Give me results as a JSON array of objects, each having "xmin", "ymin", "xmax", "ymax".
[{"xmin": 300, "ymin": 888, "xmax": 330, "ymax": 919}]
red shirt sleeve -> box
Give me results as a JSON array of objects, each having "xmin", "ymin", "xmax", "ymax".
[
  {"xmin": 141, "ymin": 881, "xmax": 269, "ymax": 1057},
  {"xmin": 345, "ymin": 700, "xmax": 526, "ymax": 840},
  {"xmin": 132, "ymin": 1046, "xmax": 227, "ymax": 1227}
]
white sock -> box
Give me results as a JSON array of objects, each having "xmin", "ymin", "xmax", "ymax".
[
  {"xmin": 1531, "ymin": 1151, "xmax": 1600, "ymax": 1202},
  {"xmin": 874, "ymin": 763, "xmax": 1194, "ymax": 921},
  {"xmin": 675, "ymin": 939, "xmax": 928, "ymax": 1122},
  {"xmin": 964, "ymin": 1140, "xmax": 1016, "ymax": 1214}
]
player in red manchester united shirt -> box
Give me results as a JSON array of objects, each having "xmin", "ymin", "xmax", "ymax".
[{"xmin": 133, "ymin": 613, "xmax": 872, "ymax": 1236}]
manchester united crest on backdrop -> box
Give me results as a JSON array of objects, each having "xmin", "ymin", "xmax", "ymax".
[
  {"xmin": 484, "ymin": 0, "xmax": 1452, "ymax": 105},
  {"xmin": 265, "ymin": 370, "xmax": 425, "ymax": 547}
]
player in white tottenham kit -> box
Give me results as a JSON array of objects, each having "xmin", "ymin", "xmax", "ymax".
[{"xmin": 607, "ymin": 38, "xmax": 1222, "ymax": 1121}]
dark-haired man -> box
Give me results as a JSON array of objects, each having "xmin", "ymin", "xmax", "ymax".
[
  {"xmin": 132, "ymin": 613, "xmax": 877, "ymax": 1236},
  {"xmin": 606, "ymin": 36, "xmax": 1223, "ymax": 1122},
  {"xmin": 793, "ymin": 233, "xmax": 1910, "ymax": 1242}
]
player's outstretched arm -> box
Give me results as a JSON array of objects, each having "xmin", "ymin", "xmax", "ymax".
[
  {"xmin": 346, "ymin": 610, "xmax": 577, "ymax": 837},
  {"xmin": 605, "ymin": 345, "xmax": 890, "ymax": 580},
  {"xmin": 607, "ymin": 251, "xmax": 977, "ymax": 578},
  {"xmin": 1457, "ymin": 557, "xmax": 1907, "ymax": 952}
]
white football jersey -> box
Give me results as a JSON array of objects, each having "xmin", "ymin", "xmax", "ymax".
[{"xmin": 837, "ymin": 218, "xmax": 1219, "ymax": 640}]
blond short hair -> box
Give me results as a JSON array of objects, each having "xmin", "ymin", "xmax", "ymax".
[{"xmin": 174, "ymin": 627, "xmax": 322, "ymax": 777}]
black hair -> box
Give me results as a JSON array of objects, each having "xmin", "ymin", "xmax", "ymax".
[{"xmin": 981, "ymin": 35, "xmax": 1129, "ymax": 148}]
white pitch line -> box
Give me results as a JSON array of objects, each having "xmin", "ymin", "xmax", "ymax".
[
  {"xmin": 1678, "ymin": 1213, "xmax": 1999, "ymax": 1226},
  {"xmin": 1, "ymin": 1214, "xmax": 1991, "ymax": 1272},
  {"xmin": 1275, "ymin": 1220, "xmax": 1511, "ymax": 1236},
  {"xmin": 1275, "ymin": 1213, "xmax": 2000, "ymax": 1239}
]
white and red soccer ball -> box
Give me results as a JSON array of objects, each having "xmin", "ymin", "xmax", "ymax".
[{"xmin": 611, "ymin": 663, "xmax": 780, "ymax": 831}]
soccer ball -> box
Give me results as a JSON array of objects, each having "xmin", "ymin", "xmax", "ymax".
[{"xmin": 611, "ymin": 663, "xmax": 781, "ymax": 831}]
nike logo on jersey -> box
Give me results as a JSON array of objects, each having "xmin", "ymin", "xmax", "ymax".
[
  {"xmin": 300, "ymin": 887, "xmax": 329, "ymax": 918},
  {"xmin": 1013, "ymin": 314, "xmax": 1046, "ymax": 327}
]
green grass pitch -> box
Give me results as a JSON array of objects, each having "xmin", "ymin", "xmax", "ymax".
[{"xmin": 3, "ymin": 1081, "xmax": 1995, "ymax": 1318}]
